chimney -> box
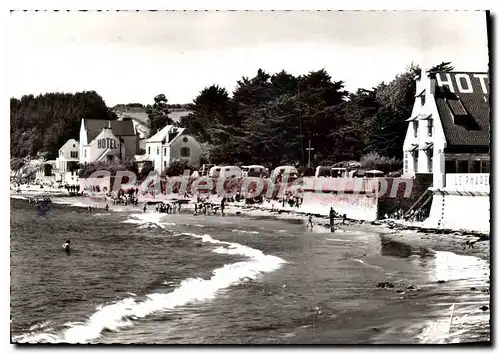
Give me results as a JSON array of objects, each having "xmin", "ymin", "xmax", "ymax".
[{"xmin": 427, "ymin": 71, "xmax": 437, "ymax": 96}]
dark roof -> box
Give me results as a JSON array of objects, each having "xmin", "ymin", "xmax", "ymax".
[
  {"xmin": 433, "ymin": 72, "xmax": 490, "ymax": 148},
  {"xmin": 83, "ymin": 119, "xmax": 136, "ymax": 143}
]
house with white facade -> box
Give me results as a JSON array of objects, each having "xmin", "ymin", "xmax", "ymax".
[
  {"xmin": 143, "ymin": 125, "xmax": 202, "ymax": 173},
  {"xmin": 403, "ymin": 70, "xmax": 490, "ymax": 232},
  {"xmin": 79, "ymin": 118, "xmax": 139, "ymax": 165},
  {"xmin": 54, "ymin": 138, "xmax": 80, "ymax": 183},
  {"xmin": 55, "ymin": 139, "xmax": 79, "ymax": 172}
]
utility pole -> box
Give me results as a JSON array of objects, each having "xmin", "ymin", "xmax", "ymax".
[
  {"xmin": 298, "ymin": 83, "xmax": 304, "ymax": 166},
  {"xmin": 306, "ymin": 139, "xmax": 314, "ymax": 168}
]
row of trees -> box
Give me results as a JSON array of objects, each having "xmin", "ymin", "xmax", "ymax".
[
  {"xmin": 174, "ymin": 67, "xmax": 414, "ymax": 168},
  {"xmin": 168, "ymin": 62, "xmax": 453, "ymax": 170}
]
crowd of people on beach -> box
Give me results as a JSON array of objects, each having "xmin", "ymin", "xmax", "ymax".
[{"xmin": 384, "ymin": 207, "xmax": 429, "ymax": 222}]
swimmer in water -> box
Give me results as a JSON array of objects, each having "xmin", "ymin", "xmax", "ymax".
[{"xmin": 62, "ymin": 239, "xmax": 70, "ymax": 252}]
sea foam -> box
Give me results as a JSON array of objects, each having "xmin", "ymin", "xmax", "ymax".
[{"xmin": 13, "ymin": 212, "xmax": 286, "ymax": 344}]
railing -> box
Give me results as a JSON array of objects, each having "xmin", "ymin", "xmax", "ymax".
[{"xmin": 445, "ymin": 173, "xmax": 490, "ymax": 192}]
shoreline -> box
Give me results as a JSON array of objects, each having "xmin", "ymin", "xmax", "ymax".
[{"xmin": 11, "ymin": 192, "xmax": 490, "ymax": 262}]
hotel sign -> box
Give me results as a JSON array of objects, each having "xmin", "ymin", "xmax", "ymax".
[
  {"xmin": 97, "ymin": 138, "xmax": 118, "ymax": 150},
  {"xmin": 436, "ymin": 73, "xmax": 489, "ymax": 95},
  {"xmin": 446, "ymin": 173, "xmax": 490, "ymax": 192}
]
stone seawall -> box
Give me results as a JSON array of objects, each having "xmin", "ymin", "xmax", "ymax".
[{"xmin": 425, "ymin": 191, "xmax": 490, "ymax": 233}]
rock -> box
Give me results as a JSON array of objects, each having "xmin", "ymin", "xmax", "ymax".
[
  {"xmin": 480, "ymin": 306, "xmax": 489, "ymax": 311},
  {"xmin": 407, "ymin": 285, "xmax": 416, "ymax": 290},
  {"xmin": 283, "ymin": 284, "xmax": 287, "ymax": 288},
  {"xmin": 372, "ymin": 327, "xmax": 380, "ymax": 333},
  {"xmin": 396, "ymin": 290, "xmax": 405, "ymax": 293},
  {"xmin": 377, "ymin": 282, "xmax": 395, "ymax": 289},
  {"xmin": 470, "ymin": 287, "xmax": 477, "ymax": 291},
  {"xmin": 437, "ymin": 280, "xmax": 446, "ymax": 284}
]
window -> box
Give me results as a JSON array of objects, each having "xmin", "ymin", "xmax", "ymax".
[
  {"xmin": 457, "ymin": 160, "xmax": 469, "ymax": 173},
  {"xmin": 84, "ymin": 150, "xmax": 87, "ymax": 158},
  {"xmin": 183, "ymin": 136, "xmax": 188, "ymax": 143},
  {"xmin": 70, "ymin": 151, "xmax": 78, "ymax": 158},
  {"xmin": 157, "ymin": 147, "xmax": 160, "ymax": 155},
  {"xmin": 470, "ymin": 160, "xmax": 481, "ymax": 173},
  {"xmin": 420, "ymin": 95, "xmax": 426, "ymax": 106},
  {"xmin": 428, "ymin": 119, "xmax": 433, "ymax": 137},
  {"xmin": 413, "ymin": 152, "xmax": 418, "ymax": 173},
  {"xmin": 445, "ymin": 160, "xmax": 456, "ymax": 173},
  {"xmin": 180, "ymin": 147, "xmax": 190, "ymax": 157},
  {"xmin": 73, "ymin": 144, "xmax": 75, "ymax": 148},
  {"xmin": 148, "ymin": 147, "xmax": 151, "ymax": 155},
  {"xmin": 164, "ymin": 148, "xmax": 166, "ymax": 155},
  {"xmin": 413, "ymin": 121, "xmax": 418, "ymax": 138},
  {"xmin": 404, "ymin": 153, "xmax": 408, "ymax": 174},
  {"xmin": 164, "ymin": 161, "xmax": 167, "ymax": 169},
  {"xmin": 481, "ymin": 160, "xmax": 490, "ymax": 173},
  {"xmin": 107, "ymin": 155, "xmax": 113, "ymax": 162},
  {"xmin": 427, "ymin": 149, "xmax": 433, "ymax": 173}
]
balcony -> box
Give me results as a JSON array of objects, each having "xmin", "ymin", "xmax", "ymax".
[{"xmin": 445, "ymin": 173, "xmax": 490, "ymax": 193}]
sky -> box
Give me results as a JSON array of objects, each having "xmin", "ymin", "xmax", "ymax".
[{"xmin": 8, "ymin": 10, "xmax": 489, "ymax": 107}]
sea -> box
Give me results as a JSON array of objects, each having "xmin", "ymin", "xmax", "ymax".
[{"xmin": 10, "ymin": 197, "xmax": 490, "ymax": 344}]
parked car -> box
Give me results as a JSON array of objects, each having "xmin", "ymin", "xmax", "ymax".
[
  {"xmin": 242, "ymin": 165, "xmax": 269, "ymax": 178},
  {"xmin": 315, "ymin": 166, "xmax": 334, "ymax": 178},
  {"xmin": 219, "ymin": 166, "xmax": 243, "ymax": 179}
]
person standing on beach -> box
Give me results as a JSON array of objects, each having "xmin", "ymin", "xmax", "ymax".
[
  {"xmin": 105, "ymin": 204, "xmax": 109, "ymax": 212},
  {"xmin": 221, "ymin": 197, "xmax": 226, "ymax": 216},
  {"xmin": 143, "ymin": 204, "xmax": 147, "ymax": 212},
  {"xmin": 329, "ymin": 207, "xmax": 336, "ymax": 232}
]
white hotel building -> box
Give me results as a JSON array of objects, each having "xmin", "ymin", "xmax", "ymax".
[{"xmin": 402, "ymin": 70, "xmax": 490, "ymax": 233}]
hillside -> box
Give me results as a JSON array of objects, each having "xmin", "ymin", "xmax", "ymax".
[
  {"xmin": 112, "ymin": 104, "xmax": 193, "ymax": 139},
  {"xmin": 113, "ymin": 109, "xmax": 150, "ymax": 139}
]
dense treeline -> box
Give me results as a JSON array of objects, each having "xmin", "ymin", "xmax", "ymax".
[
  {"xmin": 10, "ymin": 91, "xmax": 116, "ymax": 159},
  {"xmin": 178, "ymin": 62, "xmax": 452, "ymax": 168},
  {"xmin": 179, "ymin": 66, "xmax": 418, "ymax": 168}
]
